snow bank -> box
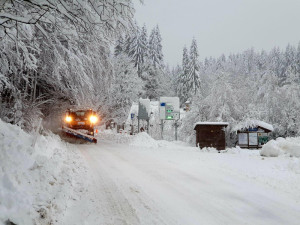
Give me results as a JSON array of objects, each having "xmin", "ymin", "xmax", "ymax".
[
  {"xmin": 260, "ymin": 137, "xmax": 300, "ymax": 157},
  {"xmin": 0, "ymin": 120, "xmax": 87, "ymax": 225},
  {"xmin": 129, "ymin": 132, "xmax": 196, "ymax": 150},
  {"xmin": 98, "ymin": 129, "xmax": 132, "ymax": 143},
  {"xmin": 130, "ymin": 132, "xmax": 159, "ymax": 148}
]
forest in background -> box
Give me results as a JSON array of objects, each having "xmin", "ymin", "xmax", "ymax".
[
  {"xmin": 177, "ymin": 39, "xmax": 300, "ymax": 143},
  {"xmin": 0, "ymin": 0, "xmax": 300, "ymax": 143}
]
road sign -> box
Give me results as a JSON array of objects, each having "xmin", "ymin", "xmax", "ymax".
[
  {"xmin": 138, "ymin": 99, "xmax": 150, "ymax": 120},
  {"xmin": 159, "ymin": 97, "xmax": 180, "ymax": 120},
  {"xmin": 131, "ymin": 113, "xmax": 135, "ymax": 119}
]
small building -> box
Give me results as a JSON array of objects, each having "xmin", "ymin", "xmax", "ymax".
[
  {"xmin": 194, "ymin": 122, "xmax": 229, "ymax": 150},
  {"xmin": 233, "ymin": 120, "xmax": 273, "ymax": 149}
]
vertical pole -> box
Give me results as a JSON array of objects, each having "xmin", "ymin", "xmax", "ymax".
[
  {"xmin": 131, "ymin": 119, "xmax": 133, "ymax": 135},
  {"xmin": 161, "ymin": 119, "xmax": 163, "ymax": 140},
  {"xmin": 138, "ymin": 117, "xmax": 140, "ymax": 133},
  {"xmin": 175, "ymin": 120, "xmax": 178, "ymax": 141},
  {"xmin": 147, "ymin": 119, "xmax": 149, "ymax": 134}
]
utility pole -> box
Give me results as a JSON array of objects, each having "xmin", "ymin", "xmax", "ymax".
[
  {"xmin": 161, "ymin": 119, "xmax": 163, "ymax": 139},
  {"xmin": 175, "ymin": 120, "xmax": 178, "ymax": 141}
]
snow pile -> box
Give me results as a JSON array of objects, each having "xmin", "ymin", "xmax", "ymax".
[
  {"xmin": 225, "ymin": 146, "xmax": 242, "ymax": 154},
  {"xmin": 260, "ymin": 137, "xmax": 300, "ymax": 157},
  {"xmin": 130, "ymin": 132, "xmax": 159, "ymax": 148},
  {"xmin": 98, "ymin": 129, "xmax": 132, "ymax": 144},
  {"xmin": 0, "ymin": 120, "xmax": 87, "ymax": 225},
  {"xmin": 129, "ymin": 132, "xmax": 195, "ymax": 150}
]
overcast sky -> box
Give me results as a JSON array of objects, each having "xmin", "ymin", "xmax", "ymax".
[{"xmin": 133, "ymin": 0, "xmax": 300, "ymax": 66}]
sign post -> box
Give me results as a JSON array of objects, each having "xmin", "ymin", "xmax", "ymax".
[
  {"xmin": 131, "ymin": 113, "xmax": 134, "ymax": 135},
  {"xmin": 159, "ymin": 97, "xmax": 180, "ymax": 140}
]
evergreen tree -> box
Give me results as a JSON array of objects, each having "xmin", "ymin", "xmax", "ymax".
[
  {"xmin": 187, "ymin": 38, "xmax": 201, "ymax": 94},
  {"xmin": 111, "ymin": 53, "xmax": 143, "ymax": 122},
  {"xmin": 296, "ymin": 42, "xmax": 300, "ymax": 75},
  {"xmin": 143, "ymin": 60, "xmax": 160, "ymax": 100},
  {"xmin": 148, "ymin": 25, "xmax": 164, "ymax": 69},
  {"xmin": 178, "ymin": 46, "xmax": 190, "ymax": 104},
  {"xmin": 140, "ymin": 24, "xmax": 149, "ymax": 59},
  {"xmin": 127, "ymin": 25, "xmax": 149, "ymax": 77}
]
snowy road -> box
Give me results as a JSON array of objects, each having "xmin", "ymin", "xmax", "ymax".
[{"xmin": 60, "ymin": 135, "xmax": 300, "ymax": 225}]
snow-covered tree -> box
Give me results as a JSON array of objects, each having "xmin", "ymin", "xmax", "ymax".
[
  {"xmin": 177, "ymin": 46, "xmax": 190, "ymax": 104},
  {"xmin": 127, "ymin": 24, "xmax": 149, "ymax": 77},
  {"xmin": 187, "ymin": 38, "xmax": 201, "ymax": 94},
  {"xmin": 148, "ymin": 25, "xmax": 164, "ymax": 69},
  {"xmin": 0, "ymin": 0, "xmax": 136, "ymax": 129},
  {"xmin": 110, "ymin": 53, "xmax": 143, "ymax": 122},
  {"xmin": 114, "ymin": 35, "xmax": 124, "ymax": 56}
]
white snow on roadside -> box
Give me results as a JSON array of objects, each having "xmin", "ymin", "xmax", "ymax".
[
  {"xmin": 261, "ymin": 137, "xmax": 300, "ymax": 157},
  {"xmin": 0, "ymin": 120, "xmax": 87, "ymax": 225},
  {"xmin": 2, "ymin": 123, "xmax": 300, "ymax": 225},
  {"xmin": 130, "ymin": 132, "xmax": 160, "ymax": 148},
  {"xmin": 64, "ymin": 130, "xmax": 300, "ymax": 225}
]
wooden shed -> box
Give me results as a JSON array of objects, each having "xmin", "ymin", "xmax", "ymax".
[
  {"xmin": 194, "ymin": 122, "xmax": 229, "ymax": 150},
  {"xmin": 233, "ymin": 120, "xmax": 273, "ymax": 149}
]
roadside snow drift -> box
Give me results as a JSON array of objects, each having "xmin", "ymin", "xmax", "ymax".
[
  {"xmin": 0, "ymin": 120, "xmax": 87, "ymax": 225},
  {"xmin": 261, "ymin": 137, "xmax": 300, "ymax": 157}
]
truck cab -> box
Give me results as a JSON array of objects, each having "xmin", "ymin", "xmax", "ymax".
[{"xmin": 63, "ymin": 109, "xmax": 98, "ymax": 136}]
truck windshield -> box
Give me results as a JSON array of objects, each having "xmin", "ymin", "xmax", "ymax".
[{"xmin": 75, "ymin": 111, "xmax": 87, "ymax": 117}]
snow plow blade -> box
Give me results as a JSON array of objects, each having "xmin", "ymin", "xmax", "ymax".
[{"xmin": 62, "ymin": 126, "xmax": 97, "ymax": 143}]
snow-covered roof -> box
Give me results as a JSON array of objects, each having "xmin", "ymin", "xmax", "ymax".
[
  {"xmin": 194, "ymin": 122, "xmax": 229, "ymax": 129},
  {"xmin": 233, "ymin": 119, "xmax": 274, "ymax": 132}
]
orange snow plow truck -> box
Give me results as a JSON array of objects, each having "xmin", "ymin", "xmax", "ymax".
[{"xmin": 62, "ymin": 108, "xmax": 99, "ymax": 143}]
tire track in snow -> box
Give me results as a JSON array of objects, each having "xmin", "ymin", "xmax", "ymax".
[
  {"xmin": 81, "ymin": 143, "xmax": 178, "ymax": 225},
  {"xmin": 80, "ymin": 148, "xmax": 140, "ymax": 225}
]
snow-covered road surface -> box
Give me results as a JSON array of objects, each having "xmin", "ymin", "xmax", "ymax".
[{"xmin": 60, "ymin": 134, "xmax": 300, "ymax": 225}]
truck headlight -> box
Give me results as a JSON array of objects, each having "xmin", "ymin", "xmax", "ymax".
[
  {"xmin": 89, "ymin": 116, "xmax": 98, "ymax": 123},
  {"xmin": 65, "ymin": 116, "xmax": 72, "ymax": 122}
]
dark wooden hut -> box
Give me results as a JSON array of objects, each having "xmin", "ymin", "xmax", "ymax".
[{"xmin": 194, "ymin": 122, "xmax": 229, "ymax": 150}]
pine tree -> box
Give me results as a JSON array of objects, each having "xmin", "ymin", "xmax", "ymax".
[
  {"xmin": 187, "ymin": 38, "xmax": 201, "ymax": 94},
  {"xmin": 143, "ymin": 60, "xmax": 160, "ymax": 100},
  {"xmin": 148, "ymin": 25, "xmax": 164, "ymax": 69},
  {"xmin": 140, "ymin": 24, "xmax": 149, "ymax": 59},
  {"xmin": 178, "ymin": 46, "xmax": 190, "ymax": 104},
  {"xmin": 296, "ymin": 42, "xmax": 300, "ymax": 75},
  {"xmin": 127, "ymin": 24, "xmax": 148, "ymax": 77}
]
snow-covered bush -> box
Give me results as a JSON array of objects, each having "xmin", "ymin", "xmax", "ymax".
[{"xmin": 260, "ymin": 137, "xmax": 300, "ymax": 157}]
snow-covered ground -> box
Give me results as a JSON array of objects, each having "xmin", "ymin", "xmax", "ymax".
[
  {"xmin": 62, "ymin": 132, "xmax": 300, "ymax": 225},
  {"xmin": 1, "ymin": 123, "xmax": 300, "ymax": 225}
]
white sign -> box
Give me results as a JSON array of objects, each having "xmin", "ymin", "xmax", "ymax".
[
  {"xmin": 159, "ymin": 97, "xmax": 180, "ymax": 120},
  {"xmin": 238, "ymin": 133, "xmax": 248, "ymax": 145},
  {"xmin": 249, "ymin": 133, "xmax": 258, "ymax": 145}
]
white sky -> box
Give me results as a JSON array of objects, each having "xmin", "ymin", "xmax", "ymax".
[{"xmin": 133, "ymin": 0, "xmax": 300, "ymax": 66}]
